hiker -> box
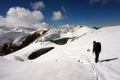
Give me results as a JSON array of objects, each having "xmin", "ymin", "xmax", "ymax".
[{"xmin": 93, "ymin": 41, "xmax": 101, "ymax": 63}]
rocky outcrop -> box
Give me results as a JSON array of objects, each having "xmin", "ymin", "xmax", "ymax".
[{"xmin": 0, "ymin": 29, "xmax": 49, "ymax": 56}]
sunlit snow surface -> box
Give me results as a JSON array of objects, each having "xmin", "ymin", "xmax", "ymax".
[{"xmin": 0, "ymin": 25, "xmax": 120, "ymax": 80}]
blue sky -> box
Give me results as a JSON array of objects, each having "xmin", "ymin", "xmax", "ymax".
[{"xmin": 0, "ymin": 0, "xmax": 120, "ymax": 27}]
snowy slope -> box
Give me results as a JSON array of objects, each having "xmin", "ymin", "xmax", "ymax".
[
  {"xmin": 0, "ymin": 26, "xmax": 36, "ymax": 45},
  {"xmin": 0, "ymin": 31, "xmax": 28, "ymax": 45},
  {"xmin": 0, "ymin": 25, "xmax": 120, "ymax": 80},
  {"xmin": 0, "ymin": 23, "xmax": 50, "ymax": 44}
]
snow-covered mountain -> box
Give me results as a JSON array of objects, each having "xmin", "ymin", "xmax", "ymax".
[{"xmin": 0, "ymin": 25, "xmax": 120, "ymax": 80}]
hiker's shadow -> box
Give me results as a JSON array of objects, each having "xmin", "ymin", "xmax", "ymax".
[{"xmin": 99, "ymin": 57, "xmax": 118, "ymax": 62}]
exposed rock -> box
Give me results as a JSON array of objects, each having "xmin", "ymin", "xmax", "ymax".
[{"xmin": 0, "ymin": 29, "xmax": 49, "ymax": 56}]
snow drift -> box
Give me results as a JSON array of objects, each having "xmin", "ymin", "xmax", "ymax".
[{"xmin": 0, "ymin": 25, "xmax": 120, "ymax": 80}]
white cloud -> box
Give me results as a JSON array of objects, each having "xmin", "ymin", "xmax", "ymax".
[
  {"xmin": 89, "ymin": 0, "xmax": 120, "ymax": 4},
  {"xmin": 52, "ymin": 11, "xmax": 64, "ymax": 21},
  {"xmin": 31, "ymin": 1, "xmax": 45, "ymax": 10},
  {"xmin": 61, "ymin": 6, "xmax": 68, "ymax": 19},
  {"xmin": 0, "ymin": 16, "xmax": 6, "ymax": 26},
  {"xmin": 0, "ymin": 7, "xmax": 44, "ymax": 27},
  {"xmin": 61, "ymin": 6, "xmax": 67, "ymax": 13}
]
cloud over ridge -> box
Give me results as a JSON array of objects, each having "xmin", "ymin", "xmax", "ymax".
[{"xmin": 0, "ymin": 7, "xmax": 44, "ymax": 27}]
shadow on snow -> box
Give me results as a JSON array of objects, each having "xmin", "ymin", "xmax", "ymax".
[{"xmin": 99, "ymin": 57, "xmax": 118, "ymax": 62}]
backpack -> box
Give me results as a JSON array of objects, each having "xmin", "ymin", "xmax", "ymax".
[{"xmin": 95, "ymin": 42, "xmax": 101, "ymax": 50}]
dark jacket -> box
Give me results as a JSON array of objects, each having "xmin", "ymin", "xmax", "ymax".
[{"xmin": 93, "ymin": 42, "xmax": 101, "ymax": 54}]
